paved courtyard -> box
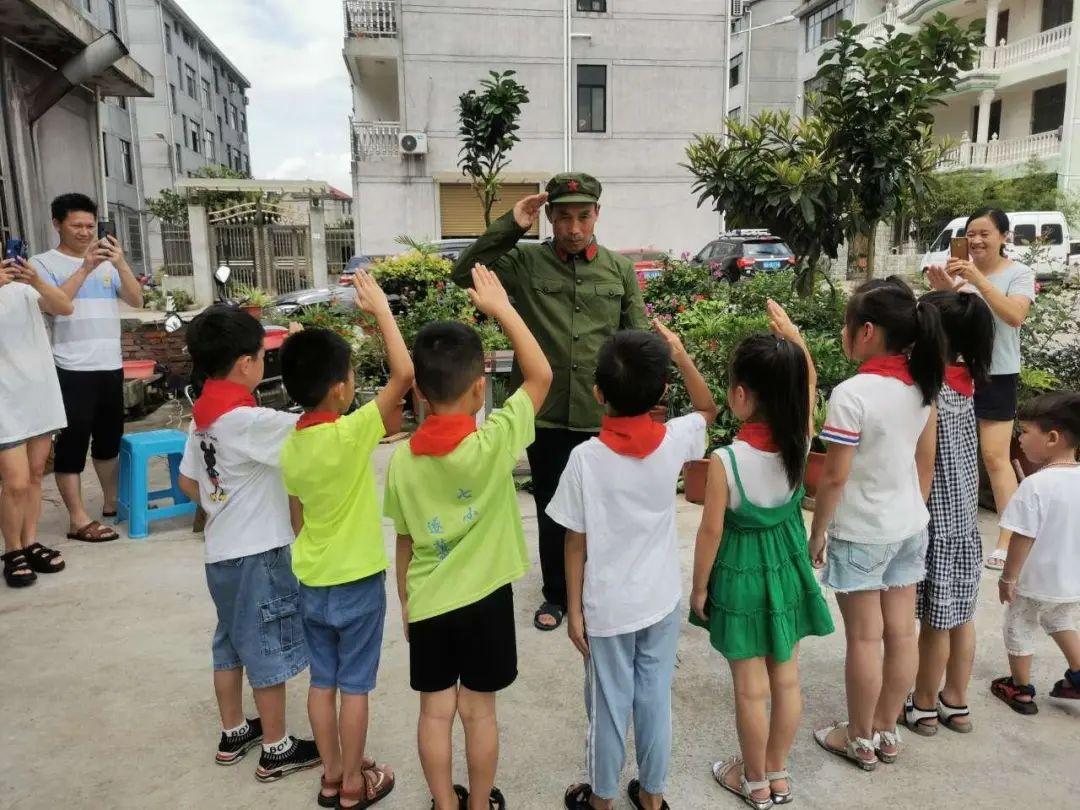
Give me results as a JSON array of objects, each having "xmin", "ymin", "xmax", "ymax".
[{"xmin": 1, "ymin": 432, "xmax": 1077, "ymax": 809}]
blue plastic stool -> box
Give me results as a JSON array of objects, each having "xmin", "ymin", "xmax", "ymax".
[{"xmin": 116, "ymin": 429, "xmax": 196, "ymax": 539}]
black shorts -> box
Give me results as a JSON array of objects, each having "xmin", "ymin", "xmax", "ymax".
[
  {"xmin": 974, "ymin": 373, "xmax": 1019, "ymax": 422},
  {"xmin": 408, "ymin": 584, "xmax": 517, "ymax": 693},
  {"xmin": 53, "ymin": 368, "xmax": 125, "ymax": 474}
]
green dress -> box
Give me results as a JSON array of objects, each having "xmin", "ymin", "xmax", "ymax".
[{"xmin": 690, "ymin": 447, "xmax": 834, "ymax": 662}]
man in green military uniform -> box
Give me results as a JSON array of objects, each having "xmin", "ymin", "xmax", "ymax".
[{"xmin": 452, "ymin": 172, "xmax": 648, "ymax": 631}]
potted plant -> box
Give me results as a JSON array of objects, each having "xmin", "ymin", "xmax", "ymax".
[{"xmin": 233, "ymin": 283, "xmax": 273, "ymax": 318}]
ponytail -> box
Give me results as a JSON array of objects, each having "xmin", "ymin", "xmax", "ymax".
[
  {"xmin": 909, "ymin": 302, "xmax": 946, "ymax": 406},
  {"xmin": 730, "ymin": 334, "xmax": 810, "ymax": 489},
  {"xmin": 847, "ymin": 281, "xmax": 946, "ymax": 406},
  {"xmin": 919, "ymin": 290, "xmax": 994, "ymax": 386}
]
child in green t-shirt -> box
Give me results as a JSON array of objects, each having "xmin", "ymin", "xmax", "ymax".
[
  {"xmin": 279, "ymin": 271, "xmax": 413, "ymax": 810},
  {"xmin": 383, "ymin": 264, "xmax": 552, "ymax": 810}
]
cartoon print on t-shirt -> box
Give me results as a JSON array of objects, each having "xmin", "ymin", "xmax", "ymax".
[{"xmin": 200, "ymin": 438, "xmax": 227, "ymax": 502}]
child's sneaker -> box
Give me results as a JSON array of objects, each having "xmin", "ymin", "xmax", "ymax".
[
  {"xmin": 215, "ymin": 717, "xmax": 263, "ymax": 765},
  {"xmin": 1050, "ymin": 669, "xmax": 1080, "ymax": 699},
  {"xmin": 254, "ymin": 736, "xmax": 321, "ymax": 782}
]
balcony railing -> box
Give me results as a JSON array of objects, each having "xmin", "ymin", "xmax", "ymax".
[
  {"xmin": 978, "ymin": 22, "xmax": 1072, "ymax": 70},
  {"xmin": 351, "ymin": 119, "xmax": 400, "ymax": 161},
  {"xmin": 941, "ymin": 130, "xmax": 1062, "ymax": 169},
  {"xmin": 858, "ymin": 7, "xmax": 898, "ymax": 42},
  {"xmin": 344, "ymin": 0, "xmax": 397, "ymax": 38}
]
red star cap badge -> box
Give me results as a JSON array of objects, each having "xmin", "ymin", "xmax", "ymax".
[{"xmin": 567, "ymin": 179, "xmax": 579, "ymax": 192}]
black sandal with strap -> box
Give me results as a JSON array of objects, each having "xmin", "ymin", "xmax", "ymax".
[
  {"xmin": 488, "ymin": 787, "xmax": 506, "ymax": 810},
  {"xmin": 2, "ymin": 550, "xmax": 37, "ymax": 588},
  {"xmin": 991, "ymin": 676, "xmax": 1038, "ymax": 715},
  {"xmin": 564, "ymin": 784, "xmax": 593, "ymax": 810},
  {"xmin": 23, "ymin": 542, "xmax": 65, "ymax": 574},
  {"xmin": 534, "ymin": 602, "xmax": 565, "ymax": 631},
  {"xmin": 430, "ymin": 784, "xmax": 468, "ymax": 810}
]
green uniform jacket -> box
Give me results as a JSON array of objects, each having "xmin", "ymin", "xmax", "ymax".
[{"xmin": 452, "ymin": 210, "xmax": 648, "ymax": 432}]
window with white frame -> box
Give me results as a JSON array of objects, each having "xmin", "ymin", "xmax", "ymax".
[
  {"xmin": 577, "ymin": 65, "xmax": 607, "ymax": 133},
  {"xmin": 729, "ymin": 53, "xmax": 742, "ymax": 88},
  {"xmin": 805, "ymin": 0, "xmax": 852, "ymax": 51},
  {"xmin": 120, "ymin": 139, "xmax": 133, "ymax": 184}
]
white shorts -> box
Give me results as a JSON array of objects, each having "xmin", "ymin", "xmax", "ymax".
[{"xmin": 1003, "ymin": 595, "xmax": 1080, "ymax": 657}]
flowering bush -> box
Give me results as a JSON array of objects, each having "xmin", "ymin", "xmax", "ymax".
[{"xmin": 642, "ymin": 255, "xmax": 725, "ymax": 321}]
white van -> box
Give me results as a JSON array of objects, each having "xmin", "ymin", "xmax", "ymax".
[{"xmin": 921, "ymin": 211, "xmax": 1080, "ymax": 281}]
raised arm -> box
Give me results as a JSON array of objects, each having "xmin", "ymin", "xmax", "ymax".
[
  {"xmin": 353, "ymin": 271, "xmax": 415, "ymax": 427},
  {"xmin": 451, "ymin": 193, "xmax": 548, "ymax": 290},
  {"xmin": 99, "ymin": 235, "xmax": 143, "ymax": 308},
  {"xmin": 766, "ymin": 299, "xmax": 817, "ymax": 436},
  {"xmin": 6, "ymin": 258, "xmax": 73, "ymax": 315},
  {"xmin": 947, "ymin": 258, "xmax": 1031, "ymax": 328},
  {"xmin": 653, "ymin": 318, "xmax": 717, "ymax": 426},
  {"xmin": 467, "ymin": 264, "xmax": 552, "ymax": 412}
]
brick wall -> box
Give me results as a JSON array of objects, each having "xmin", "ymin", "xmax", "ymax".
[{"xmin": 121, "ymin": 319, "xmax": 191, "ymax": 377}]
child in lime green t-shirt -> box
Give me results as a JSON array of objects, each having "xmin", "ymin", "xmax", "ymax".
[
  {"xmin": 279, "ymin": 271, "xmax": 413, "ymax": 810},
  {"xmin": 383, "ymin": 264, "xmax": 552, "ymax": 810}
]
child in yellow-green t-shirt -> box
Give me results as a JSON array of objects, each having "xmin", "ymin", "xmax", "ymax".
[
  {"xmin": 279, "ymin": 272, "xmax": 413, "ymax": 810},
  {"xmin": 383, "ymin": 264, "xmax": 552, "ymax": 810}
]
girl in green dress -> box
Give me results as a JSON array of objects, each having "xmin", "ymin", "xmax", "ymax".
[{"xmin": 691, "ymin": 301, "xmax": 835, "ymax": 809}]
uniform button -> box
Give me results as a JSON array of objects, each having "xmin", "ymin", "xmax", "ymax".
[
  {"xmin": 576, "ymin": 278, "xmax": 582, "ymax": 285},
  {"xmin": 572, "ymin": 363, "xmax": 579, "ymax": 370},
  {"xmin": 573, "ymin": 334, "xmax": 579, "ymax": 341},
  {"xmin": 575, "ymin": 305, "xmax": 581, "ymax": 312}
]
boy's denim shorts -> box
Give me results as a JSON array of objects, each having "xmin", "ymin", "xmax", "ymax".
[
  {"xmin": 822, "ymin": 528, "xmax": 929, "ymax": 593},
  {"xmin": 299, "ymin": 571, "xmax": 386, "ymax": 695},
  {"xmin": 204, "ymin": 545, "xmax": 309, "ymax": 689}
]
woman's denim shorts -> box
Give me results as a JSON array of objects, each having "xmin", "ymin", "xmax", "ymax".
[{"xmin": 822, "ymin": 528, "xmax": 929, "ymax": 593}]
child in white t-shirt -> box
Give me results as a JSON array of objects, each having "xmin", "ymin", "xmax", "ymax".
[
  {"xmin": 177, "ymin": 307, "xmax": 320, "ymax": 782},
  {"xmin": 809, "ymin": 278, "xmax": 945, "ymax": 771},
  {"xmin": 992, "ymin": 391, "xmax": 1080, "ymax": 714},
  {"xmin": 549, "ymin": 322, "xmax": 716, "ymax": 810}
]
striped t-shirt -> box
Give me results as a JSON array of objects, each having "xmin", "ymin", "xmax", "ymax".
[{"xmin": 31, "ymin": 250, "xmax": 122, "ymax": 371}]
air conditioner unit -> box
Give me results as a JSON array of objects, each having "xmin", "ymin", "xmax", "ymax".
[
  {"xmin": 730, "ymin": 0, "xmax": 745, "ymax": 17},
  {"xmin": 399, "ymin": 132, "xmax": 428, "ymax": 155}
]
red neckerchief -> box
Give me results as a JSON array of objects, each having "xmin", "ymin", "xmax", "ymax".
[
  {"xmin": 296, "ymin": 411, "xmax": 341, "ymax": 431},
  {"xmin": 598, "ymin": 414, "xmax": 667, "ymax": 459},
  {"xmin": 553, "ymin": 240, "xmax": 599, "ymax": 263},
  {"xmin": 944, "ymin": 363, "xmax": 974, "ymax": 398},
  {"xmin": 192, "ymin": 379, "xmax": 256, "ymax": 430},
  {"xmin": 410, "ymin": 414, "xmax": 478, "ymax": 456},
  {"xmin": 736, "ymin": 422, "xmax": 779, "ymax": 452},
  {"xmin": 858, "ymin": 354, "xmax": 914, "ymax": 386}
]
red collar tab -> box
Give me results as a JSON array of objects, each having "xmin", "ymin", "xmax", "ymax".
[
  {"xmin": 192, "ymin": 380, "xmax": 256, "ymax": 430},
  {"xmin": 736, "ymin": 422, "xmax": 779, "ymax": 452},
  {"xmin": 296, "ymin": 411, "xmax": 341, "ymax": 431},
  {"xmin": 554, "ymin": 240, "xmax": 599, "ymax": 263},
  {"xmin": 410, "ymin": 414, "xmax": 478, "ymax": 456},
  {"xmin": 858, "ymin": 354, "xmax": 915, "ymax": 386},
  {"xmin": 945, "ymin": 364, "xmax": 974, "ymax": 397},
  {"xmin": 598, "ymin": 414, "xmax": 667, "ymax": 459}
]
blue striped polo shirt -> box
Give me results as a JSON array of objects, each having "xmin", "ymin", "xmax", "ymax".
[{"xmin": 31, "ymin": 249, "xmax": 123, "ymax": 371}]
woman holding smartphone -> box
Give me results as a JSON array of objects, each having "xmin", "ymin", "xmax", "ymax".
[{"xmin": 927, "ymin": 207, "xmax": 1035, "ymax": 570}]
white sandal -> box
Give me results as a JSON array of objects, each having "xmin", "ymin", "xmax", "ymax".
[
  {"xmin": 900, "ymin": 693, "xmax": 938, "ymax": 737},
  {"xmin": 813, "ymin": 722, "xmax": 877, "ymax": 772},
  {"xmin": 937, "ymin": 692, "xmax": 973, "ymax": 733},
  {"xmin": 985, "ymin": 549, "xmax": 1007, "ymax": 570},
  {"xmin": 713, "ymin": 756, "xmax": 774, "ymax": 809},
  {"xmin": 765, "ymin": 770, "xmax": 792, "ymax": 805},
  {"xmin": 873, "ymin": 727, "xmax": 901, "ymax": 764}
]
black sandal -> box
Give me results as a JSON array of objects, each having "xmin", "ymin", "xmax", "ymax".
[
  {"xmin": 534, "ymin": 602, "xmax": 565, "ymax": 631},
  {"xmin": 2, "ymin": 550, "xmax": 37, "ymax": 588},
  {"xmin": 628, "ymin": 779, "xmax": 670, "ymax": 810},
  {"xmin": 431, "ymin": 784, "xmax": 468, "ymax": 810},
  {"xmin": 488, "ymin": 787, "xmax": 506, "ymax": 809},
  {"xmin": 564, "ymin": 784, "xmax": 593, "ymax": 809},
  {"xmin": 23, "ymin": 542, "xmax": 65, "ymax": 573},
  {"xmin": 991, "ymin": 676, "xmax": 1038, "ymax": 715}
]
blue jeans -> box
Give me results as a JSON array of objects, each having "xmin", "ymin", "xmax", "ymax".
[
  {"xmin": 204, "ymin": 546, "xmax": 309, "ymax": 689},
  {"xmin": 299, "ymin": 572, "xmax": 386, "ymax": 695},
  {"xmin": 584, "ymin": 605, "xmax": 681, "ymax": 800}
]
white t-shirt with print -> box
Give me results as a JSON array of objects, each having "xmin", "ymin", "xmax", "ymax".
[
  {"xmin": 179, "ymin": 407, "xmax": 300, "ymax": 564},
  {"xmin": 546, "ymin": 412, "xmax": 707, "ymax": 637},
  {"xmin": 821, "ymin": 374, "xmax": 931, "ymax": 544},
  {"xmin": 999, "ymin": 465, "xmax": 1080, "ymax": 602},
  {"xmin": 715, "ymin": 440, "xmax": 801, "ymax": 510}
]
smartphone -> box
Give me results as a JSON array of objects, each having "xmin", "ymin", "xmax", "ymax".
[
  {"xmin": 3, "ymin": 238, "xmax": 26, "ymax": 260},
  {"xmin": 98, "ymin": 221, "xmax": 117, "ymax": 241},
  {"xmin": 949, "ymin": 236, "xmax": 969, "ymax": 260}
]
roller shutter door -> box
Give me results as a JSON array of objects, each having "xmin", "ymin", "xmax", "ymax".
[{"xmin": 439, "ymin": 183, "xmax": 540, "ymax": 238}]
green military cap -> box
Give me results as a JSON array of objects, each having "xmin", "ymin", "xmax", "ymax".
[{"xmin": 546, "ymin": 172, "xmax": 602, "ymax": 204}]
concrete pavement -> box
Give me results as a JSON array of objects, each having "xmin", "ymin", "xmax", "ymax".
[{"xmin": 1, "ymin": 438, "xmax": 1077, "ymax": 809}]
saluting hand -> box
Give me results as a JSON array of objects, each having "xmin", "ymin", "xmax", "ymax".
[
  {"xmin": 653, "ymin": 318, "xmax": 687, "ymax": 361},
  {"xmin": 352, "ymin": 269, "xmax": 392, "ymax": 318},
  {"xmin": 512, "ymin": 192, "xmax": 549, "ymax": 231},
  {"xmin": 466, "ymin": 264, "xmax": 512, "ymax": 317},
  {"xmin": 766, "ymin": 299, "xmax": 801, "ymax": 344}
]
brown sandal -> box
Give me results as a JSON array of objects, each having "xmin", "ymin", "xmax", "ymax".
[
  {"xmin": 339, "ymin": 764, "xmax": 395, "ymax": 809},
  {"xmin": 319, "ymin": 758, "xmax": 378, "ymax": 808},
  {"xmin": 67, "ymin": 521, "xmax": 119, "ymax": 542}
]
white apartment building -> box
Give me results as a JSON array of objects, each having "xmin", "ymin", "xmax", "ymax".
[
  {"xmin": 793, "ymin": 0, "xmax": 1080, "ymax": 190},
  {"xmin": 345, "ymin": 0, "xmax": 728, "ymax": 256},
  {"xmin": 726, "ymin": 0, "xmax": 802, "ymax": 122}
]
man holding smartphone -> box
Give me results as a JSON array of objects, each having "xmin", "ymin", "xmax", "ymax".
[{"xmin": 29, "ymin": 193, "xmax": 143, "ymax": 543}]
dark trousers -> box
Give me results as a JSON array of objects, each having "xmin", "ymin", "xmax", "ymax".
[{"xmin": 526, "ymin": 427, "xmax": 596, "ymax": 609}]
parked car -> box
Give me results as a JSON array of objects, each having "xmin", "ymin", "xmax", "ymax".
[
  {"xmin": 338, "ymin": 254, "xmax": 378, "ymax": 286},
  {"xmin": 920, "ymin": 211, "xmax": 1080, "ymax": 281},
  {"xmin": 272, "ymin": 286, "xmax": 359, "ymax": 317},
  {"xmin": 618, "ymin": 248, "xmax": 666, "ymax": 289},
  {"xmin": 692, "ymin": 230, "xmax": 797, "ymax": 281}
]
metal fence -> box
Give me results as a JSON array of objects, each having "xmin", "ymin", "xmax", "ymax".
[
  {"xmin": 326, "ymin": 227, "xmax": 355, "ymax": 279},
  {"xmin": 161, "ymin": 224, "xmax": 193, "ymax": 277},
  {"xmin": 212, "ymin": 222, "xmax": 313, "ymax": 296}
]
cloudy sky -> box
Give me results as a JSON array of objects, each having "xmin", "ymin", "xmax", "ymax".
[{"xmin": 182, "ymin": 0, "xmax": 352, "ymax": 191}]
